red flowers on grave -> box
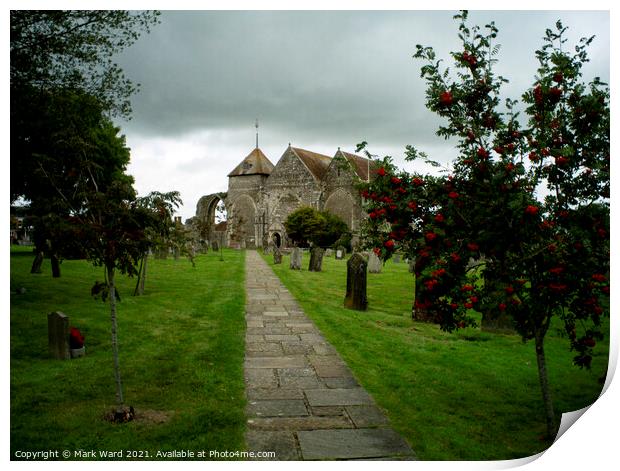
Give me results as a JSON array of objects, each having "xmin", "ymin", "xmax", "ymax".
[
  {"xmin": 525, "ymin": 205, "xmax": 539, "ymax": 216},
  {"xmin": 439, "ymin": 90, "xmax": 454, "ymax": 107},
  {"xmin": 69, "ymin": 327, "xmax": 85, "ymax": 349}
]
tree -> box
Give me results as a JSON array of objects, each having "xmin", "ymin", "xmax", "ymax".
[
  {"xmin": 133, "ymin": 191, "xmax": 183, "ymax": 296},
  {"xmin": 360, "ymin": 12, "xmax": 609, "ymax": 439},
  {"xmin": 285, "ymin": 207, "xmax": 350, "ymax": 272},
  {"xmin": 11, "ymin": 11, "xmax": 160, "ymax": 275},
  {"xmin": 284, "ymin": 207, "xmax": 350, "ymax": 248}
]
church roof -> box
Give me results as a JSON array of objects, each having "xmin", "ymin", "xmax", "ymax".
[
  {"xmin": 291, "ymin": 147, "xmax": 332, "ymax": 181},
  {"xmin": 228, "ymin": 148, "xmax": 275, "ymax": 177},
  {"xmin": 338, "ymin": 150, "xmax": 377, "ymax": 181}
]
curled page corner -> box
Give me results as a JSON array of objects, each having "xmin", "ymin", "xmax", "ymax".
[{"xmin": 554, "ymin": 404, "xmax": 591, "ymax": 444}]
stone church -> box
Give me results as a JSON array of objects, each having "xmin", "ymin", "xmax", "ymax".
[{"xmin": 191, "ymin": 144, "xmax": 375, "ymax": 249}]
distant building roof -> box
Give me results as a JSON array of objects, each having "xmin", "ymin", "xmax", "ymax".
[
  {"xmin": 338, "ymin": 150, "xmax": 377, "ymax": 181},
  {"xmin": 291, "ymin": 147, "xmax": 332, "ymax": 181},
  {"xmin": 228, "ymin": 148, "xmax": 275, "ymax": 177}
]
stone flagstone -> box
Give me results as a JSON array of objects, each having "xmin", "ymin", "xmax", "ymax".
[{"xmin": 244, "ymin": 250, "xmax": 416, "ymax": 461}]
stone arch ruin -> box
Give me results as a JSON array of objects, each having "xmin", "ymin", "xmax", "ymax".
[{"xmin": 194, "ymin": 192, "xmax": 227, "ymax": 247}]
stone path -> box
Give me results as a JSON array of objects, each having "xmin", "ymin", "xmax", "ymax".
[{"xmin": 244, "ymin": 250, "xmax": 416, "ymax": 460}]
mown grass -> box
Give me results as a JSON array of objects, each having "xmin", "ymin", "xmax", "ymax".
[
  {"xmin": 10, "ymin": 246, "xmax": 246, "ymax": 460},
  {"xmin": 263, "ymin": 251, "xmax": 609, "ymax": 461}
]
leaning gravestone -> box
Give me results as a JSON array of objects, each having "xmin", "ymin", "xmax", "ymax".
[
  {"xmin": 368, "ymin": 252, "xmax": 382, "ymax": 274},
  {"xmin": 273, "ymin": 247, "xmax": 282, "ymax": 264},
  {"xmin": 290, "ymin": 247, "xmax": 302, "ymax": 270},
  {"xmin": 344, "ymin": 253, "xmax": 368, "ymax": 311},
  {"xmin": 308, "ymin": 247, "xmax": 325, "ymax": 272},
  {"xmin": 48, "ymin": 311, "xmax": 70, "ymax": 360}
]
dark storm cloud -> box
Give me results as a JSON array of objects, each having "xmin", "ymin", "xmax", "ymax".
[{"xmin": 117, "ymin": 10, "xmax": 609, "ymax": 154}]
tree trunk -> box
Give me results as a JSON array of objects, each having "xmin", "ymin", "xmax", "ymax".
[
  {"xmin": 535, "ymin": 328, "xmax": 555, "ymax": 439},
  {"xmin": 133, "ymin": 254, "xmax": 147, "ymax": 296},
  {"xmin": 30, "ymin": 251, "xmax": 44, "ymax": 274},
  {"xmin": 139, "ymin": 255, "xmax": 147, "ymax": 293},
  {"xmin": 50, "ymin": 254, "xmax": 61, "ymax": 278},
  {"xmin": 107, "ymin": 264, "xmax": 125, "ymax": 413},
  {"xmin": 308, "ymin": 247, "xmax": 324, "ymax": 272}
]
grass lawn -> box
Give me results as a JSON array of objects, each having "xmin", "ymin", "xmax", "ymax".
[
  {"xmin": 10, "ymin": 246, "xmax": 246, "ymax": 460},
  {"xmin": 263, "ymin": 251, "xmax": 609, "ymax": 461}
]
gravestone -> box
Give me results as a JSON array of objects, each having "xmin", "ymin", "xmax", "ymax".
[
  {"xmin": 368, "ymin": 252, "xmax": 382, "ymax": 274},
  {"xmin": 48, "ymin": 311, "xmax": 70, "ymax": 360},
  {"xmin": 344, "ymin": 253, "xmax": 368, "ymax": 311},
  {"xmin": 290, "ymin": 247, "xmax": 302, "ymax": 270},
  {"xmin": 308, "ymin": 247, "xmax": 325, "ymax": 272},
  {"xmin": 393, "ymin": 254, "xmax": 401, "ymax": 264},
  {"xmin": 212, "ymin": 240, "xmax": 219, "ymax": 252},
  {"xmin": 325, "ymin": 248, "xmax": 333, "ymax": 257},
  {"xmin": 335, "ymin": 246, "xmax": 345, "ymax": 260},
  {"xmin": 408, "ymin": 258, "xmax": 415, "ymax": 273},
  {"xmin": 273, "ymin": 247, "xmax": 282, "ymax": 264}
]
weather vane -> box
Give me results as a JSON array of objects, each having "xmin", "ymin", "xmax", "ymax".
[{"xmin": 255, "ymin": 118, "xmax": 259, "ymax": 149}]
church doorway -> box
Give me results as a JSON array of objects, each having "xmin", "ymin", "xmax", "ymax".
[{"xmin": 272, "ymin": 232, "xmax": 282, "ymax": 248}]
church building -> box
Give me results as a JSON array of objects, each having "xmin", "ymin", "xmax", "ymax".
[{"xmin": 192, "ymin": 143, "xmax": 375, "ymax": 249}]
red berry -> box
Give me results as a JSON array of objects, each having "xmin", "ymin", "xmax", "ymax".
[
  {"xmin": 439, "ymin": 90, "xmax": 454, "ymax": 107},
  {"xmin": 377, "ymin": 167, "xmax": 386, "ymax": 177},
  {"xmin": 525, "ymin": 205, "xmax": 539, "ymax": 215}
]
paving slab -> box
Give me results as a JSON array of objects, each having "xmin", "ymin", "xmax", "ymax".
[
  {"xmin": 297, "ymin": 429, "xmax": 415, "ymax": 460},
  {"xmin": 305, "ymin": 388, "xmax": 374, "ymax": 407}
]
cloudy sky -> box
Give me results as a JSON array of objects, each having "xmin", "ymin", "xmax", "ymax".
[{"xmin": 113, "ymin": 9, "xmax": 610, "ymax": 221}]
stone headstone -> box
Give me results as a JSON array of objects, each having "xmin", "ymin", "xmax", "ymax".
[
  {"xmin": 344, "ymin": 253, "xmax": 368, "ymax": 311},
  {"xmin": 368, "ymin": 252, "xmax": 382, "ymax": 274},
  {"xmin": 393, "ymin": 253, "xmax": 401, "ymax": 264},
  {"xmin": 212, "ymin": 240, "xmax": 219, "ymax": 252},
  {"xmin": 308, "ymin": 247, "xmax": 325, "ymax": 272},
  {"xmin": 335, "ymin": 246, "xmax": 345, "ymax": 260},
  {"xmin": 290, "ymin": 247, "xmax": 302, "ymax": 270},
  {"xmin": 48, "ymin": 311, "xmax": 70, "ymax": 360},
  {"xmin": 408, "ymin": 258, "xmax": 415, "ymax": 273},
  {"xmin": 325, "ymin": 248, "xmax": 333, "ymax": 257},
  {"xmin": 273, "ymin": 247, "xmax": 282, "ymax": 264}
]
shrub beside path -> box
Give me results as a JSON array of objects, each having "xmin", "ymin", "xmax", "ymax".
[{"xmin": 244, "ymin": 250, "xmax": 416, "ymax": 460}]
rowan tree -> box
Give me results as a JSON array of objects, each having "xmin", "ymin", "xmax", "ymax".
[{"xmin": 359, "ymin": 12, "xmax": 609, "ymax": 439}]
